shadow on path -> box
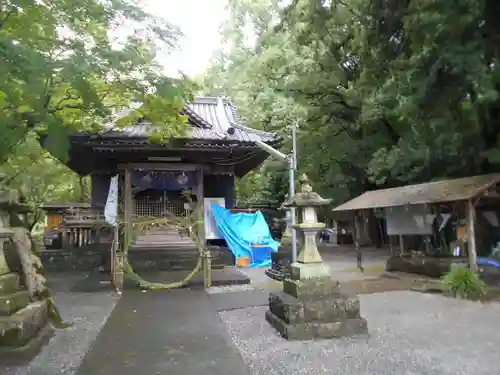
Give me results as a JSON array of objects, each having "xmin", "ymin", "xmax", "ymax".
[{"xmin": 75, "ymin": 289, "xmax": 250, "ymax": 375}]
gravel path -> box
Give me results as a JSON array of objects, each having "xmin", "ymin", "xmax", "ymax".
[
  {"xmin": 219, "ymin": 291, "xmax": 500, "ymax": 375},
  {"xmin": 3, "ymin": 292, "xmax": 120, "ymax": 375}
]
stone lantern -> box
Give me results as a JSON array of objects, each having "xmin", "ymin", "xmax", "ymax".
[
  {"xmin": 266, "ymin": 174, "xmax": 368, "ymax": 340},
  {"xmin": 286, "ymin": 174, "xmax": 330, "ymax": 268}
]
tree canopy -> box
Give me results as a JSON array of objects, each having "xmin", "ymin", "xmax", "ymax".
[
  {"xmin": 0, "ymin": 0, "xmax": 194, "ymax": 163},
  {"xmin": 0, "ymin": 0, "xmax": 194, "ymax": 220},
  {"xmin": 203, "ymin": 0, "xmax": 500, "ymax": 206}
]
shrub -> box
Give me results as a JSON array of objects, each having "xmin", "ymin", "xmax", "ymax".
[{"xmin": 442, "ymin": 268, "xmax": 487, "ymax": 299}]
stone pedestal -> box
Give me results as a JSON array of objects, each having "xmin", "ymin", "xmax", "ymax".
[
  {"xmin": 266, "ymin": 265, "xmax": 368, "ymax": 340},
  {"xmin": 0, "ymin": 210, "xmax": 12, "ymax": 275},
  {"xmin": 0, "ymin": 199, "xmax": 52, "ymax": 362},
  {"xmin": 266, "ymin": 175, "xmax": 368, "ymax": 340}
]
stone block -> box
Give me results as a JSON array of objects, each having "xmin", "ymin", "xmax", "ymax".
[
  {"xmin": 290, "ymin": 262, "xmax": 331, "ymax": 280},
  {"xmin": 269, "ymin": 291, "xmax": 362, "ymax": 324},
  {"xmin": 0, "ymin": 290, "xmax": 30, "ymax": 316},
  {"xmin": 385, "ymin": 255, "xmax": 451, "ymax": 278},
  {"xmin": 0, "ymin": 300, "xmax": 50, "ymax": 347},
  {"xmin": 283, "ymin": 277, "xmax": 340, "ymax": 300},
  {"xmin": 266, "ymin": 309, "xmax": 368, "ymax": 340},
  {"xmin": 0, "ymin": 273, "xmax": 20, "ymax": 295}
]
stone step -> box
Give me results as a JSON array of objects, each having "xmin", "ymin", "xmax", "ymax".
[
  {"xmin": 0, "ymin": 291, "xmax": 31, "ymax": 316},
  {"xmin": 128, "ymin": 247, "xmax": 234, "ymax": 272},
  {"xmin": 40, "ymin": 249, "xmax": 103, "ymax": 272},
  {"xmin": 0, "ymin": 273, "xmax": 20, "ymax": 295},
  {"xmin": 0, "ymin": 300, "xmax": 51, "ymax": 349}
]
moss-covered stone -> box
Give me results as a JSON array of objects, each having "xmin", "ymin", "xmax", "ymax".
[
  {"xmin": 269, "ymin": 291, "xmax": 361, "ymax": 325},
  {"xmin": 283, "ymin": 277, "xmax": 340, "ymax": 300},
  {"xmin": 0, "ymin": 300, "xmax": 50, "ymax": 347},
  {"xmin": 0, "ymin": 290, "xmax": 30, "ymax": 315},
  {"xmin": 385, "ymin": 255, "xmax": 452, "ymax": 278},
  {"xmin": 265, "ymin": 309, "xmax": 368, "ymax": 340},
  {"xmin": 0, "ymin": 273, "xmax": 20, "ymax": 295}
]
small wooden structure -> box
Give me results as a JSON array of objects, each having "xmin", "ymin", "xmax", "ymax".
[
  {"xmin": 41, "ymin": 203, "xmax": 107, "ymax": 248},
  {"xmin": 333, "ymin": 174, "xmax": 500, "ymax": 272}
]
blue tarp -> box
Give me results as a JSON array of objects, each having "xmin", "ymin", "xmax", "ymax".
[
  {"xmin": 210, "ymin": 203, "xmax": 279, "ymax": 268},
  {"xmin": 477, "ymin": 256, "xmax": 500, "ymax": 268}
]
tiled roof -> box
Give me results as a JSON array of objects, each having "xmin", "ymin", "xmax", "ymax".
[
  {"xmin": 333, "ymin": 173, "xmax": 500, "ymax": 211},
  {"xmin": 101, "ymin": 96, "xmax": 277, "ymax": 144}
]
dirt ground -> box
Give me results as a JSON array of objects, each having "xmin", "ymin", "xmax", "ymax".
[
  {"xmin": 340, "ymin": 272, "xmax": 437, "ymax": 295},
  {"xmin": 341, "ymin": 271, "xmax": 500, "ymax": 303}
]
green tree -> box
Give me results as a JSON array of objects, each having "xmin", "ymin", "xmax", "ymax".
[
  {"xmin": 0, "ymin": 133, "xmax": 89, "ymax": 231},
  {"xmin": 0, "ymin": 0, "xmax": 194, "ymax": 163},
  {"xmin": 204, "ymin": 0, "xmax": 500, "ymax": 206}
]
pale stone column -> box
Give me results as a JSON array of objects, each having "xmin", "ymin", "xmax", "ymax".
[{"xmin": 0, "ymin": 208, "xmax": 12, "ymax": 275}]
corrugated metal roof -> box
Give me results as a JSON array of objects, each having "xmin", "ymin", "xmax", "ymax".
[
  {"xmin": 102, "ymin": 96, "xmax": 277, "ymax": 144},
  {"xmin": 333, "ymin": 174, "xmax": 500, "ymax": 211}
]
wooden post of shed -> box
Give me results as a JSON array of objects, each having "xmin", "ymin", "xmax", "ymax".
[
  {"xmin": 354, "ymin": 210, "xmax": 363, "ymax": 271},
  {"xmin": 467, "ymin": 199, "xmax": 478, "ymax": 272}
]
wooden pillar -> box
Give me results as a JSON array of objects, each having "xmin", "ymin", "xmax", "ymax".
[
  {"xmin": 78, "ymin": 228, "xmax": 83, "ymax": 248},
  {"xmin": 124, "ymin": 168, "xmax": 133, "ymax": 253},
  {"xmin": 62, "ymin": 229, "xmax": 70, "ymax": 248},
  {"xmin": 467, "ymin": 199, "xmax": 478, "ymax": 272},
  {"xmin": 196, "ymin": 166, "xmax": 205, "ymax": 245},
  {"xmin": 354, "ymin": 211, "xmax": 360, "ymax": 250},
  {"xmin": 354, "ymin": 210, "xmax": 363, "ymax": 270},
  {"xmin": 197, "ymin": 167, "xmax": 211, "ymax": 289},
  {"xmin": 113, "ymin": 170, "xmax": 131, "ymax": 292}
]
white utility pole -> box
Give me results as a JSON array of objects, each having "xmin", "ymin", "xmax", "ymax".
[{"xmin": 253, "ymin": 122, "xmax": 298, "ymax": 262}]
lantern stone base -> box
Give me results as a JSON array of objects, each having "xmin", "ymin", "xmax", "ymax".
[
  {"xmin": 289, "ymin": 262, "xmax": 330, "ymax": 280},
  {"xmin": 0, "ymin": 273, "xmax": 53, "ymax": 363},
  {"xmin": 266, "ymin": 271, "xmax": 368, "ymax": 340}
]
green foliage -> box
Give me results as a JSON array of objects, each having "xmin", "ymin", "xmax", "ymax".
[
  {"xmin": 236, "ymin": 161, "xmax": 289, "ymax": 205},
  {"xmin": 203, "ymin": 0, "xmax": 500, "ymax": 206},
  {"xmin": 0, "ymin": 133, "xmax": 90, "ymax": 230},
  {"xmin": 442, "ymin": 268, "xmax": 487, "ymax": 299},
  {"xmin": 0, "ymin": 0, "xmax": 194, "ymax": 163}
]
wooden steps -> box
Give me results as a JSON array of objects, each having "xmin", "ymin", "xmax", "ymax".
[{"xmin": 130, "ymin": 227, "xmax": 195, "ymax": 250}]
